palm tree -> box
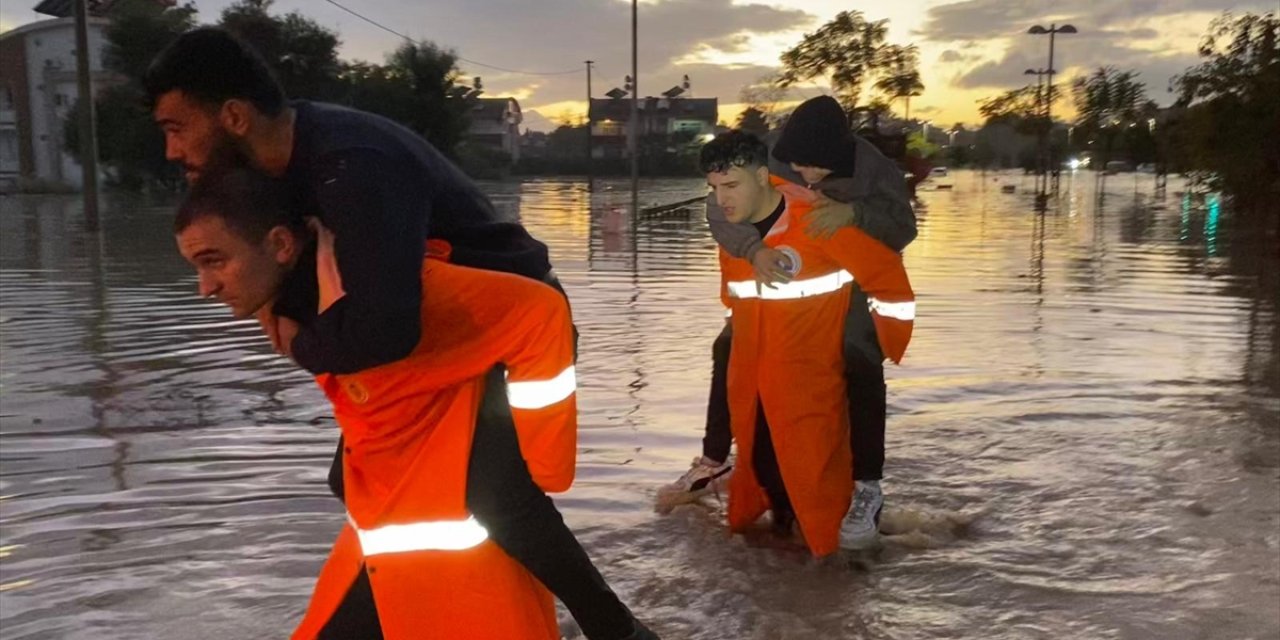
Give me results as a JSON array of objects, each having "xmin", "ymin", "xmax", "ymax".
[
  {"xmin": 874, "ymin": 45, "xmax": 925, "ymax": 120},
  {"xmin": 1071, "ymin": 66, "xmax": 1151, "ymax": 167}
]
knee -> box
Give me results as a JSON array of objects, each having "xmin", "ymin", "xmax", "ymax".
[
  {"xmin": 713, "ymin": 330, "xmax": 732, "ymax": 362},
  {"xmin": 844, "ymin": 350, "xmax": 886, "ymax": 388}
]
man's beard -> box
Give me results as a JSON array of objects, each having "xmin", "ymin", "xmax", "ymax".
[{"xmin": 185, "ymin": 130, "xmax": 249, "ymax": 182}]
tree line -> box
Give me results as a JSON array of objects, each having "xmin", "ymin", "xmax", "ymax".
[
  {"xmin": 69, "ymin": 2, "xmax": 1276, "ymax": 220},
  {"xmin": 972, "ymin": 12, "xmax": 1277, "ymax": 218},
  {"xmin": 66, "ymin": 0, "xmax": 479, "ymax": 189}
]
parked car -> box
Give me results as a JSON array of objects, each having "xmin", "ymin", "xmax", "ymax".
[{"xmin": 1105, "ymin": 161, "xmax": 1134, "ymax": 175}]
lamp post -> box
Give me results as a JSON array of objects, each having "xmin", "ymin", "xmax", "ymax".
[
  {"xmin": 585, "ymin": 60, "xmax": 594, "ymax": 191},
  {"xmin": 1028, "ymin": 23, "xmax": 1077, "ymax": 195},
  {"xmin": 1024, "ymin": 67, "xmax": 1051, "ymax": 193},
  {"xmin": 629, "ymin": 0, "xmax": 639, "ymax": 212},
  {"xmin": 73, "ymin": 0, "xmax": 100, "ymax": 230}
]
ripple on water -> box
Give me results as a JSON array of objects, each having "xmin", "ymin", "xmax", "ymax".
[{"xmin": 1, "ymin": 175, "xmax": 1277, "ymax": 639}]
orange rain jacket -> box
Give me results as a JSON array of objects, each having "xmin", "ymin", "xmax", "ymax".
[
  {"xmin": 291, "ymin": 251, "xmax": 577, "ymax": 640},
  {"xmin": 721, "ymin": 177, "xmax": 915, "ymax": 557}
]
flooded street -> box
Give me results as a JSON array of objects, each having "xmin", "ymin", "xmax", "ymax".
[{"xmin": 1, "ymin": 172, "xmax": 1277, "ymax": 639}]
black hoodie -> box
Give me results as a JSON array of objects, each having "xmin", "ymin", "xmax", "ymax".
[{"xmin": 771, "ymin": 95, "xmax": 856, "ymax": 178}]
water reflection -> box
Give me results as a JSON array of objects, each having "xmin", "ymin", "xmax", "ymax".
[{"xmin": 0, "ymin": 172, "xmax": 1276, "ymax": 639}]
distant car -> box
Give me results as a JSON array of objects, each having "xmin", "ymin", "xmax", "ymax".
[
  {"xmin": 1105, "ymin": 161, "xmax": 1134, "ymax": 175},
  {"xmin": 929, "ymin": 167, "xmax": 949, "ymax": 178}
]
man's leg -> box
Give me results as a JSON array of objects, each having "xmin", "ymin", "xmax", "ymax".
[
  {"xmin": 846, "ymin": 350, "xmax": 887, "ymax": 482},
  {"xmin": 751, "ymin": 400, "xmax": 794, "ymax": 533},
  {"xmin": 702, "ymin": 322, "xmax": 734, "ymax": 463},
  {"xmin": 318, "ymin": 568, "xmax": 383, "ymax": 640},
  {"xmin": 468, "ymin": 366, "xmax": 651, "ymax": 640},
  {"xmin": 840, "ymin": 289, "xmax": 887, "ymax": 549},
  {"xmin": 327, "ymin": 437, "xmax": 345, "ymax": 503},
  {"xmin": 842, "ymin": 289, "xmax": 886, "ymax": 482},
  {"xmin": 657, "ymin": 322, "xmax": 734, "ymax": 506}
]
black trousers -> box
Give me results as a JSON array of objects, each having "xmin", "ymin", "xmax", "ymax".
[
  {"xmin": 750, "ymin": 398, "xmax": 794, "ymax": 532},
  {"xmin": 703, "ymin": 288, "xmax": 887, "ymax": 481},
  {"xmin": 322, "ymin": 367, "xmax": 635, "ymax": 639}
]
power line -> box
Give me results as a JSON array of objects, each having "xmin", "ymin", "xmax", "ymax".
[{"xmin": 321, "ymin": 0, "xmax": 583, "ymax": 76}]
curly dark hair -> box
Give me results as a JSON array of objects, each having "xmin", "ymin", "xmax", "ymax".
[{"xmin": 699, "ymin": 130, "xmax": 769, "ymax": 174}]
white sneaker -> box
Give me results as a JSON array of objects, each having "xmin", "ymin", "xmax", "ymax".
[
  {"xmin": 840, "ymin": 480, "xmax": 884, "ymax": 550},
  {"xmin": 655, "ymin": 456, "xmax": 733, "ymax": 509}
]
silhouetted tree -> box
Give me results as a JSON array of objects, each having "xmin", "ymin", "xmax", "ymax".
[
  {"xmin": 776, "ymin": 11, "xmax": 904, "ymax": 112},
  {"xmin": 736, "ymin": 107, "xmax": 770, "ymax": 136},
  {"xmin": 1169, "ymin": 11, "xmax": 1279, "ymax": 217}
]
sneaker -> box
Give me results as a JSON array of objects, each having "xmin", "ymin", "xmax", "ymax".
[
  {"xmin": 840, "ymin": 480, "xmax": 884, "ymax": 550},
  {"xmin": 655, "ymin": 456, "xmax": 733, "ymax": 509},
  {"xmin": 770, "ymin": 507, "xmax": 796, "ymax": 536}
]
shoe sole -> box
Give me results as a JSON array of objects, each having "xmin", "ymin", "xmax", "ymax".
[
  {"xmin": 654, "ymin": 485, "xmax": 713, "ymax": 513},
  {"xmin": 840, "ymin": 532, "xmax": 882, "ymax": 550}
]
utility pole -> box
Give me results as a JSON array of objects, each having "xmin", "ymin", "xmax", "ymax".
[
  {"xmin": 585, "ymin": 60, "xmax": 594, "ymax": 192},
  {"xmin": 1024, "ymin": 68, "xmax": 1050, "ymax": 195},
  {"xmin": 73, "ymin": 0, "xmax": 100, "ymax": 230},
  {"xmin": 629, "ymin": 0, "xmax": 639, "ymax": 212},
  {"xmin": 1029, "ymin": 23, "xmax": 1077, "ymax": 197}
]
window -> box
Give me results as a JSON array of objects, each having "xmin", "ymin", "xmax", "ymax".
[{"xmin": 0, "ymin": 130, "xmax": 19, "ymax": 167}]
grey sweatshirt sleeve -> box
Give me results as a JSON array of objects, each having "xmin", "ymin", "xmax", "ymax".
[{"xmin": 815, "ymin": 137, "xmax": 918, "ymax": 252}]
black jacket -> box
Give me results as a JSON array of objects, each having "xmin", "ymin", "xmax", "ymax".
[{"xmin": 274, "ymin": 100, "xmax": 552, "ymax": 375}]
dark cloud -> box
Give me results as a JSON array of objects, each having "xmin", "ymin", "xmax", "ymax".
[
  {"xmin": 953, "ymin": 31, "xmax": 1200, "ymax": 108},
  {"xmin": 938, "ymin": 49, "xmax": 979, "ymax": 64},
  {"xmin": 166, "ymin": 0, "xmax": 811, "ymax": 122},
  {"xmin": 306, "ymin": 0, "xmax": 812, "ymax": 109},
  {"xmin": 917, "ymin": 0, "xmax": 1276, "ymax": 42}
]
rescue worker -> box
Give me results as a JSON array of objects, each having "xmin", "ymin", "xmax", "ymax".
[
  {"xmin": 173, "ymin": 167, "xmax": 629, "ymax": 638},
  {"xmin": 698, "ymin": 131, "xmax": 915, "ymax": 557},
  {"xmin": 660, "ymin": 96, "xmax": 916, "ymax": 550},
  {"xmin": 148, "ymin": 28, "xmax": 651, "ymax": 639}
]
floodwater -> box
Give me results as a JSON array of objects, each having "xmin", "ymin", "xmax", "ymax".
[{"xmin": 0, "ymin": 171, "xmax": 1277, "ymax": 640}]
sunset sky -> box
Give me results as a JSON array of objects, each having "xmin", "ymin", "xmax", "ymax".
[{"xmin": 2, "ymin": 0, "xmax": 1273, "ymax": 130}]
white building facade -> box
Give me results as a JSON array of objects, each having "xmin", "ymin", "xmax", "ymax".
[{"xmin": 0, "ymin": 17, "xmax": 111, "ymax": 189}]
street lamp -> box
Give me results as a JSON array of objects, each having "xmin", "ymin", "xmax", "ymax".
[
  {"xmin": 1027, "ymin": 24, "xmax": 1076, "ymax": 128},
  {"xmin": 1028, "ymin": 23, "xmax": 1077, "ymax": 194},
  {"xmin": 1023, "ymin": 67, "xmax": 1052, "ymax": 111},
  {"xmin": 1024, "ymin": 68, "xmax": 1053, "ymax": 187}
]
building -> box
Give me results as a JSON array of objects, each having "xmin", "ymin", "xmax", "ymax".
[
  {"xmin": 0, "ymin": 16, "xmax": 113, "ymax": 190},
  {"xmin": 588, "ymin": 96, "xmax": 718, "ymax": 159},
  {"xmin": 519, "ymin": 130, "xmax": 548, "ymax": 160},
  {"xmin": 465, "ymin": 97, "xmax": 522, "ymax": 163}
]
